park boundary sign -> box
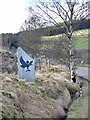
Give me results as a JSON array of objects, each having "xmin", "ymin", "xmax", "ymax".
[{"xmin": 17, "ymin": 47, "xmax": 35, "ymax": 82}]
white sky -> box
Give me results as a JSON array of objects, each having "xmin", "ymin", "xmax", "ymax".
[
  {"xmin": 0, "ymin": 0, "xmax": 88, "ymax": 34},
  {"xmin": 0, "ymin": 0, "xmax": 29, "ymax": 34}
]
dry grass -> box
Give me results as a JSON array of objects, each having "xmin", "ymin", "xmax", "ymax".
[{"xmin": 0, "ymin": 66, "xmax": 79, "ymax": 118}]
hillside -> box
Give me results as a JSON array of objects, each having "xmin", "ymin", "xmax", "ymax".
[
  {"xmin": 40, "ymin": 29, "xmax": 89, "ymax": 65},
  {"xmin": 1, "ymin": 18, "xmax": 90, "ymax": 53},
  {"xmin": 41, "ymin": 29, "xmax": 90, "ymax": 50},
  {"xmin": 73, "ymin": 29, "xmax": 89, "ymax": 50},
  {"xmin": 1, "ymin": 28, "xmax": 89, "ymax": 67},
  {"xmin": 0, "ymin": 25, "xmax": 89, "ymax": 118},
  {"xmin": 0, "ymin": 50, "xmax": 81, "ymax": 119},
  {"xmin": 0, "ymin": 71, "xmax": 73, "ymax": 118}
]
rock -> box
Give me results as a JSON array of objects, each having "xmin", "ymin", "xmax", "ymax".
[
  {"xmin": 74, "ymin": 92, "xmax": 80, "ymax": 99},
  {"xmin": 54, "ymin": 107, "xmax": 67, "ymax": 119},
  {"xmin": 63, "ymin": 88, "xmax": 71, "ymax": 107}
]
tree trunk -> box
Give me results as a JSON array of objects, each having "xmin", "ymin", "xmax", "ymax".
[
  {"xmin": 69, "ymin": 40, "xmax": 76, "ymax": 83},
  {"xmin": 70, "ymin": 48, "xmax": 76, "ymax": 83},
  {"xmin": 69, "ymin": 24, "xmax": 76, "ymax": 83}
]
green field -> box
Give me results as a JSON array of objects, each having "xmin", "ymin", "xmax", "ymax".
[
  {"xmin": 73, "ymin": 29, "xmax": 89, "ymax": 50},
  {"xmin": 41, "ymin": 29, "xmax": 90, "ymax": 50},
  {"xmin": 73, "ymin": 36, "xmax": 89, "ymax": 50}
]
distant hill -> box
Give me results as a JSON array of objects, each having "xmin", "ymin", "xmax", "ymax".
[
  {"xmin": 1, "ymin": 18, "xmax": 89, "ymax": 50},
  {"xmin": 42, "ymin": 29, "xmax": 89, "ymax": 50},
  {"xmin": 1, "ymin": 19, "xmax": 89, "ymax": 65},
  {"xmin": 43, "ymin": 18, "xmax": 90, "ymax": 36},
  {"xmin": 41, "ymin": 29, "xmax": 90, "ymax": 64}
]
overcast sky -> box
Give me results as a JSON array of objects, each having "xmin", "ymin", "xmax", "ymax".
[
  {"xmin": 0, "ymin": 0, "xmax": 29, "ymax": 34},
  {"xmin": 0, "ymin": 0, "xmax": 88, "ymax": 34}
]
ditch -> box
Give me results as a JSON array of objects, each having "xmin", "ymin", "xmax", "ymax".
[{"xmin": 66, "ymin": 79, "xmax": 89, "ymax": 119}]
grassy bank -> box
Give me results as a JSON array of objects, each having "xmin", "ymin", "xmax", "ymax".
[
  {"xmin": 66, "ymin": 80, "xmax": 89, "ymax": 119},
  {"xmin": 0, "ymin": 66, "xmax": 79, "ymax": 119}
]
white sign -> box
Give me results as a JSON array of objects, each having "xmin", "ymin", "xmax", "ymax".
[{"xmin": 17, "ymin": 47, "xmax": 35, "ymax": 82}]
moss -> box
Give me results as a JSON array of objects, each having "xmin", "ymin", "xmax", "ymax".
[{"xmin": 65, "ymin": 82, "xmax": 77, "ymax": 96}]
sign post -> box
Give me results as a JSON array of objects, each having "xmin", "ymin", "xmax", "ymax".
[{"xmin": 17, "ymin": 47, "xmax": 35, "ymax": 82}]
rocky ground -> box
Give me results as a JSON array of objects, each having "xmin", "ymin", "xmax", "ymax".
[{"xmin": 0, "ymin": 50, "xmax": 81, "ymax": 119}]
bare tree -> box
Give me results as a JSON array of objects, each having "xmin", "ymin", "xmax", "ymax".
[
  {"xmin": 27, "ymin": 0, "xmax": 90, "ymax": 82},
  {"xmin": 20, "ymin": 10, "xmax": 47, "ymax": 31}
]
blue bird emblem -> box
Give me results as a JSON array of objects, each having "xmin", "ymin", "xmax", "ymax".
[{"xmin": 20, "ymin": 56, "xmax": 33, "ymax": 72}]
